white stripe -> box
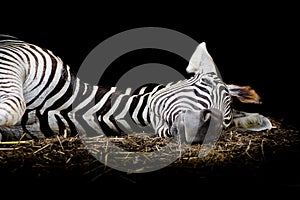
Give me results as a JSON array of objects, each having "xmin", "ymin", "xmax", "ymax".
[
  {"xmin": 72, "ymin": 85, "xmax": 98, "ymax": 112},
  {"xmin": 125, "ymin": 87, "xmax": 132, "ymax": 95},
  {"xmin": 82, "ymin": 83, "xmax": 88, "ymax": 95},
  {"xmin": 22, "ymin": 45, "xmax": 49, "ymax": 96},
  {"xmin": 70, "ymin": 83, "xmax": 103, "ymax": 134},
  {"xmin": 138, "ymin": 86, "xmax": 147, "ymax": 95},
  {"xmin": 85, "ymin": 87, "xmax": 116, "ymax": 116},
  {"xmin": 115, "ymin": 96, "xmax": 134, "ymax": 120},
  {"xmin": 82, "ymin": 87, "xmax": 116, "ymax": 133},
  {"xmin": 40, "ymin": 64, "xmax": 72, "ymax": 114},
  {"xmin": 116, "ymin": 119, "xmax": 133, "ymax": 132},
  {"xmin": 47, "ymin": 110, "xmax": 60, "ymax": 133},
  {"xmin": 131, "ymin": 95, "xmax": 146, "ymax": 124},
  {"xmin": 55, "ymin": 77, "xmax": 80, "ymax": 111},
  {"xmin": 102, "ymin": 92, "xmax": 127, "ymax": 132},
  {"xmin": 25, "ymin": 46, "xmax": 61, "ymax": 107},
  {"xmin": 67, "ymin": 112, "xmax": 87, "ymax": 135}
]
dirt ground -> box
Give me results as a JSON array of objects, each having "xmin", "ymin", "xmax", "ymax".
[{"xmin": 1, "ymin": 117, "xmax": 299, "ymax": 193}]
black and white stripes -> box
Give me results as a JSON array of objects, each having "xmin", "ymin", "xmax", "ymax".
[
  {"xmin": 147, "ymin": 72, "xmax": 233, "ymax": 141},
  {"xmin": 0, "ymin": 35, "xmax": 272, "ymax": 142},
  {"xmin": 0, "ymin": 35, "xmax": 157, "ymax": 140}
]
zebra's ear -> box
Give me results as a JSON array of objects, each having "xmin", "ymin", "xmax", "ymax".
[
  {"xmin": 232, "ymin": 110, "xmax": 273, "ymax": 132},
  {"xmin": 186, "ymin": 42, "xmax": 210, "ymax": 74},
  {"xmin": 186, "ymin": 42, "xmax": 222, "ymax": 78},
  {"xmin": 227, "ymin": 84, "xmax": 262, "ymax": 104}
]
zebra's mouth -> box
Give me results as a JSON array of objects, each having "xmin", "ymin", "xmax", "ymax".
[{"xmin": 171, "ymin": 108, "xmax": 224, "ymax": 144}]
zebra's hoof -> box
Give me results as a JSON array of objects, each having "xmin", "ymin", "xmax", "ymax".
[{"xmin": 232, "ymin": 110, "xmax": 273, "ymax": 132}]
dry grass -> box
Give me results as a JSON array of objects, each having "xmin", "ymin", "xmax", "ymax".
[{"xmin": 0, "ymin": 117, "xmax": 299, "ymax": 187}]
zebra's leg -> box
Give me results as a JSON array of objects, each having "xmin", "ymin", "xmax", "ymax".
[
  {"xmin": 231, "ymin": 109, "xmax": 273, "ymax": 132},
  {"xmin": 171, "ymin": 108, "xmax": 223, "ymax": 144},
  {"xmin": 227, "ymin": 84, "xmax": 261, "ymax": 104}
]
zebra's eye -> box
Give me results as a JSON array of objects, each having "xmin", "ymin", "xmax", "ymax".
[{"xmin": 201, "ymin": 77, "xmax": 213, "ymax": 86}]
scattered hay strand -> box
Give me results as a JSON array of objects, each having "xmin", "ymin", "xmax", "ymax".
[{"xmin": 0, "ymin": 117, "xmax": 299, "ymax": 183}]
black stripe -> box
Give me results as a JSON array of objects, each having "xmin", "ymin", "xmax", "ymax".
[
  {"xmin": 0, "ymin": 84, "xmax": 19, "ymax": 88},
  {"xmin": 95, "ymin": 88, "xmax": 125, "ymax": 136},
  {"xmin": 136, "ymin": 94, "xmax": 150, "ymax": 126},
  {"xmin": 193, "ymin": 89, "xmax": 211, "ymax": 108},
  {"xmin": 72, "ymin": 84, "xmax": 106, "ymax": 137},
  {"xmin": 42, "ymin": 67, "xmax": 73, "ymax": 111},
  {"xmin": 26, "ymin": 46, "xmax": 56, "ymax": 106},
  {"xmin": 35, "ymin": 109, "xmax": 53, "ymax": 138},
  {"xmin": 131, "ymin": 83, "xmax": 163, "ymax": 95},
  {"xmin": 54, "ymin": 114, "xmax": 66, "ymax": 136},
  {"xmin": 20, "ymin": 110, "xmax": 36, "ymax": 138},
  {"xmin": 0, "ymin": 52, "xmax": 21, "ymax": 69},
  {"xmin": 17, "ymin": 46, "xmax": 39, "ymax": 80},
  {"xmin": 2, "ymin": 97, "xmax": 21, "ymax": 112},
  {"xmin": 112, "ymin": 94, "xmax": 131, "ymax": 117},
  {"xmin": 128, "ymin": 95, "xmax": 139, "ymax": 119},
  {"xmin": 60, "ymin": 107, "xmax": 78, "ymax": 137},
  {"xmin": 2, "ymin": 46, "xmax": 27, "ymax": 67},
  {"xmin": 224, "ymin": 115, "xmax": 232, "ymax": 127},
  {"xmin": 71, "ymin": 82, "xmax": 96, "ymax": 109}
]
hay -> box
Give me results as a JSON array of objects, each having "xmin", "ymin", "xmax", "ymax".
[{"xmin": 0, "ymin": 117, "xmax": 299, "ymax": 187}]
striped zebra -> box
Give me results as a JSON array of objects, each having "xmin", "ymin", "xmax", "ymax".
[{"xmin": 0, "ymin": 35, "xmax": 272, "ymax": 142}]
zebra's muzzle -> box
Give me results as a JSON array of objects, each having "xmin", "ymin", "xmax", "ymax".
[{"xmin": 171, "ymin": 108, "xmax": 224, "ymax": 144}]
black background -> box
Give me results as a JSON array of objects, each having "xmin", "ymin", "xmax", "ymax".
[
  {"xmin": 2, "ymin": 6, "xmax": 299, "ymax": 130},
  {"xmin": 1, "ymin": 3, "xmax": 300, "ymax": 194}
]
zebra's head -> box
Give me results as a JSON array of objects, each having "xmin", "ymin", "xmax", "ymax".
[
  {"xmin": 167, "ymin": 42, "xmax": 232, "ymax": 144},
  {"xmin": 169, "ymin": 73, "xmax": 231, "ymax": 144},
  {"xmin": 149, "ymin": 41, "xmax": 272, "ymax": 144},
  {"xmin": 180, "ymin": 42, "xmax": 273, "ymax": 142}
]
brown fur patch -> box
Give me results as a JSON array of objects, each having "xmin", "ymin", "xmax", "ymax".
[{"xmin": 228, "ymin": 84, "xmax": 261, "ymax": 104}]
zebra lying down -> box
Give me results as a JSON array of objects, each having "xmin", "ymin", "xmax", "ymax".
[{"xmin": 0, "ymin": 35, "xmax": 272, "ymax": 142}]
